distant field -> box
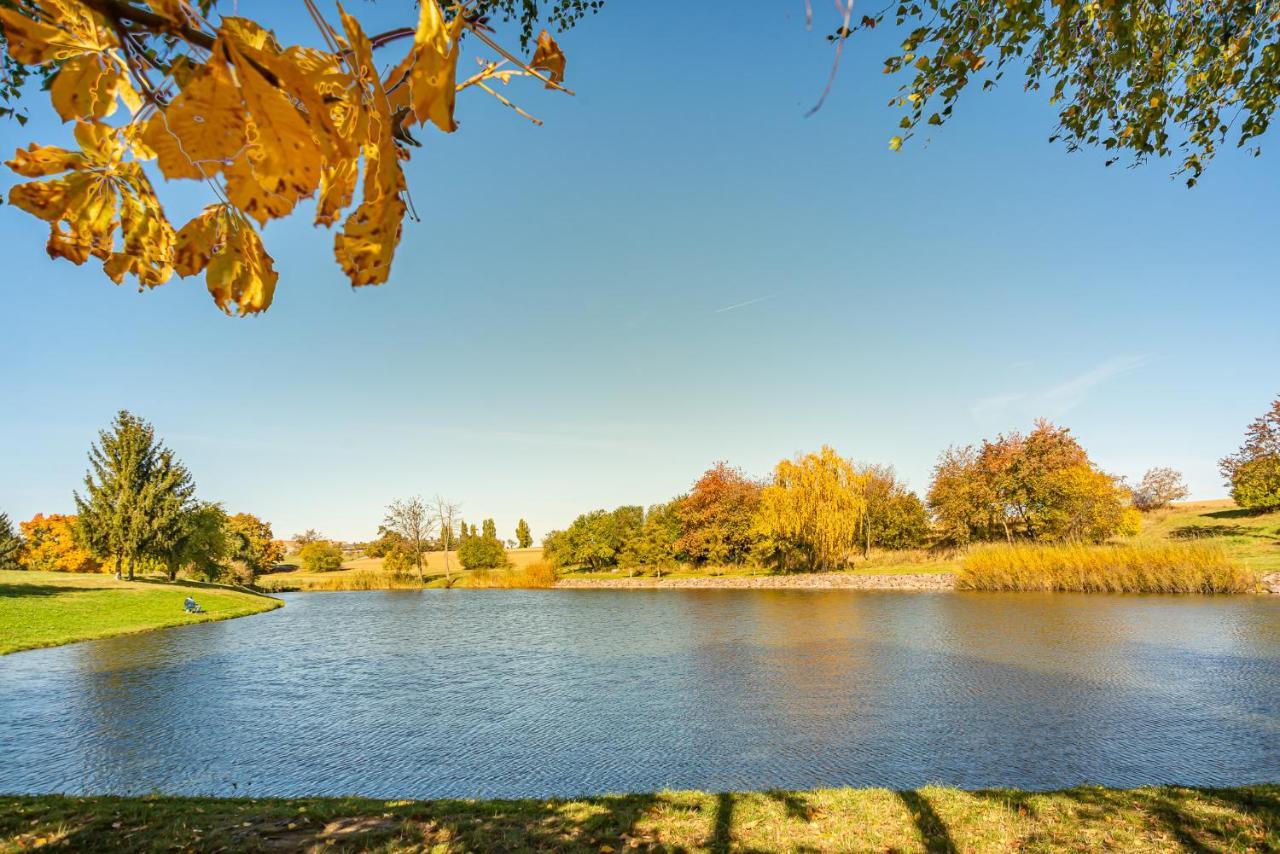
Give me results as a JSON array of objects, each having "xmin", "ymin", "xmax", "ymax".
[
  {"xmin": 0, "ymin": 571, "xmax": 282, "ymax": 655},
  {"xmin": 258, "ymin": 548, "xmax": 546, "ymax": 591}
]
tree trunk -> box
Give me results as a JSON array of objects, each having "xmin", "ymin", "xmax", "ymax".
[
  {"xmin": 114, "ymin": 552, "xmax": 122, "ymax": 581},
  {"xmin": 126, "ymin": 553, "xmax": 135, "ymax": 581}
]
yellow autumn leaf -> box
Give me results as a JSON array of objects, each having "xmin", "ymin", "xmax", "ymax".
[
  {"xmin": 530, "ymin": 29, "xmax": 566, "ymax": 88},
  {"xmin": 383, "ymin": 0, "xmax": 463, "ymax": 133},
  {"xmin": 174, "ymin": 205, "xmax": 226, "ymax": 278},
  {"xmin": 206, "ymin": 217, "xmax": 279, "ymax": 315},
  {"xmin": 141, "ymin": 57, "xmax": 247, "ymax": 180},
  {"xmin": 7, "ymin": 144, "xmax": 83, "ymax": 178},
  {"xmin": 50, "ymin": 53, "xmax": 139, "ymax": 122},
  {"xmin": 889, "ymin": 136, "xmax": 903, "ymax": 150}
]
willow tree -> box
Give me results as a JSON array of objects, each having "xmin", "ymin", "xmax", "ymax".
[
  {"xmin": 754, "ymin": 446, "xmax": 867, "ymax": 572},
  {"xmin": 0, "ymin": 0, "xmax": 574, "ymax": 314}
]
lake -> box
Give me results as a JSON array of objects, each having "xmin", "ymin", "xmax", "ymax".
[{"xmin": 1, "ymin": 590, "xmax": 1277, "ymax": 799}]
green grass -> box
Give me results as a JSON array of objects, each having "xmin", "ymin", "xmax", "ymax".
[
  {"xmin": 0, "ymin": 571, "xmax": 282, "ymax": 656},
  {"xmin": 1130, "ymin": 499, "xmax": 1280, "ymax": 574},
  {"xmin": 958, "ymin": 541, "xmax": 1258, "ymax": 594},
  {"xmin": 0, "ymin": 784, "xmax": 1275, "ymax": 852}
]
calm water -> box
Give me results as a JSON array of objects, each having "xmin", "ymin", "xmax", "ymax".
[{"xmin": 1, "ymin": 590, "xmax": 1277, "ymax": 798}]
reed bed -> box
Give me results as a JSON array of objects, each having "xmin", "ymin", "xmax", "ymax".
[
  {"xmin": 957, "ymin": 542, "xmax": 1257, "ymax": 593},
  {"xmin": 257, "ymin": 570, "xmax": 440, "ymax": 592},
  {"xmin": 453, "ymin": 561, "xmax": 558, "ymax": 589}
]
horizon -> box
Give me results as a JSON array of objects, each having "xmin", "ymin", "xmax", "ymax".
[{"xmin": 2, "ymin": 1, "xmax": 1277, "ymax": 543}]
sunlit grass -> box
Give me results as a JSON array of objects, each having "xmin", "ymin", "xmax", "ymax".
[
  {"xmin": 453, "ymin": 561, "xmax": 559, "ymax": 589},
  {"xmin": 0, "ymin": 570, "xmax": 282, "ymax": 655},
  {"xmin": 957, "ymin": 542, "xmax": 1257, "ymax": 593},
  {"xmin": 1, "ymin": 784, "xmax": 1275, "ymax": 852}
]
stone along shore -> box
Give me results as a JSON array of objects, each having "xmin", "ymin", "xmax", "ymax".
[{"xmin": 555, "ymin": 572, "xmax": 957, "ymax": 591}]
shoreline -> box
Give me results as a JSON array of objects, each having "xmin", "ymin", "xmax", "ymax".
[
  {"xmin": 555, "ymin": 571, "xmax": 957, "ymax": 591},
  {"xmin": 3, "ymin": 784, "xmax": 1275, "ymax": 851}
]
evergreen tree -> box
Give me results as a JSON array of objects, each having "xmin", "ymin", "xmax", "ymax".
[
  {"xmin": 482, "ymin": 518, "xmax": 497, "ymax": 540},
  {"xmin": 75, "ymin": 410, "xmax": 195, "ymax": 580},
  {"xmin": 0, "ymin": 512, "xmax": 22, "ymax": 571},
  {"xmin": 515, "ymin": 518, "xmax": 532, "ymax": 549},
  {"xmin": 458, "ymin": 518, "xmax": 469, "ymax": 544}
]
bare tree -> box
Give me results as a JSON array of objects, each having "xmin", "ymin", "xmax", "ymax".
[
  {"xmin": 1130, "ymin": 467, "xmax": 1191, "ymax": 512},
  {"xmin": 384, "ymin": 496, "xmax": 437, "ymax": 584},
  {"xmin": 432, "ymin": 494, "xmax": 461, "ymax": 582}
]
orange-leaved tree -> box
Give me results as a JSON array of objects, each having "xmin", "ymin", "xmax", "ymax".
[
  {"xmin": 0, "ymin": 0, "xmax": 571, "ymax": 314},
  {"xmin": 18, "ymin": 512, "xmax": 101, "ymax": 572}
]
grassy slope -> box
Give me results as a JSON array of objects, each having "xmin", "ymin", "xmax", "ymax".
[
  {"xmin": 0, "ymin": 571, "xmax": 282, "ymax": 655},
  {"xmin": 1, "ymin": 785, "xmax": 1275, "ymax": 852},
  {"xmin": 1130, "ymin": 499, "xmax": 1280, "ymax": 574}
]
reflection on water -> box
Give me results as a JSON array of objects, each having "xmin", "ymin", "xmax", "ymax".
[{"xmin": 0, "ymin": 590, "xmax": 1276, "ymax": 798}]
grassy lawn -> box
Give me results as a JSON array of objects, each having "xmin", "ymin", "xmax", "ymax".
[
  {"xmin": 0, "ymin": 784, "xmax": 1274, "ymax": 852},
  {"xmin": 0, "ymin": 571, "xmax": 282, "ymax": 656}
]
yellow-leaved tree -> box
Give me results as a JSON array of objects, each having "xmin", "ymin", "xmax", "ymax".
[
  {"xmin": 1, "ymin": 0, "xmax": 571, "ymax": 314},
  {"xmin": 754, "ymin": 446, "xmax": 867, "ymax": 573}
]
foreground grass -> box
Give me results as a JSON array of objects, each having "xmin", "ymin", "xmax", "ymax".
[
  {"xmin": 0, "ymin": 784, "xmax": 1275, "ymax": 852},
  {"xmin": 958, "ymin": 541, "xmax": 1258, "ymax": 594},
  {"xmin": 0, "ymin": 571, "xmax": 282, "ymax": 655}
]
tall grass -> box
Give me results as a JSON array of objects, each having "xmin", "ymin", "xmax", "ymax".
[
  {"xmin": 453, "ymin": 562, "xmax": 558, "ymax": 589},
  {"xmin": 957, "ymin": 542, "xmax": 1256, "ymax": 593},
  {"xmin": 257, "ymin": 571, "xmax": 439, "ymax": 592}
]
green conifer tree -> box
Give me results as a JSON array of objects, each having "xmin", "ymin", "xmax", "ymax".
[
  {"xmin": 0, "ymin": 512, "xmax": 22, "ymax": 570},
  {"xmin": 515, "ymin": 518, "xmax": 532, "ymax": 549}
]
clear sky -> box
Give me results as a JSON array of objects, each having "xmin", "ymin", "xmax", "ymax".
[{"xmin": 2, "ymin": 2, "xmax": 1277, "ymax": 543}]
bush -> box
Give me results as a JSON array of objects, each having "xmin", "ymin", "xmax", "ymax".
[
  {"xmin": 298, "ymin": 540, "xmax": 343, "ymax": 572},
  {"xmin": 458, "ymin": 536, "xmax": 507, "ymax": 570},
  {"xmin": 957, "ymin": 542, "xmax": 1255, "ymax": 594}
]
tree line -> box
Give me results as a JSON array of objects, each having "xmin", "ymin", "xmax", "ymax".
[
  {"xmin": 1, "ymin": 411, "xmax": 283, "ymax": 584},
  {"xmin": 541, "ymin": 399, "xmax": 1280, "ymax": 574}
]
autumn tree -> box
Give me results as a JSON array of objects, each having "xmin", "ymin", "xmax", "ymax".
[
  {"xmin": 618, "ymin": 501, "xmax": 683, "ymax": 576},
  {"xmin": 432, "ymin": 494, "xmax": 461, "ymax": 581},
  {"xmin": 293, "ymin": 529, "xmax": 323, "ymax": 547},
  {"xmin": 857, "ymin": 464, "xmax": 930, "ymax": 555},
  {"xmin": 515, "ymin": 518, "xmax": 532, "ymax": 549},
  {"xmin": 1220, "ymin": 397, "xmax": 1280, "ymax": 511},
  {"xmin": 481, "ymin": 518, "xmax": 497, "ymax": 540},
  {"xmin": 1130, "ymin": 467, "xmax": 1191, "ymax": 512},
  {"xmin": 75, "ymin": 410, "xmax": 195, "ymax": 580},
  {"xmin": 675, "ymin": 462, "xmax": 761, "ymax": 566},
  {"xmin": 155, "ymin": 501, "xmax": 230, "ymax": 581},
  {"xmin": 226, "ymin": 511, "xmax": 284, "ymax": 584},
  {"xmin": 927, "ymin": 420, "xmax": 1131, "ymax": 544},
  {"xmin": 0, "ymin": 512, "xmax": 22, "ymax": 571},
  {"xmin": 754, "ymin": 446, "xmax": 866, "ymax": 572},
  {"xmin": 384, "ymin": 495, "xmax": 436, "ymax": 583},
  {"xmin": 18, "ymin": 513, "xmax": 99, "ymax": 572},
  {"xmin": 0, "ymin": 0, "xmax": 575, "ymax": 314},
  {"xmin": 458, "ymin": 531, "xmax": 507, "ymax": 569}
]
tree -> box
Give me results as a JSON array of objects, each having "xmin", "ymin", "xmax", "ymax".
[
  {"xmin": 675, "ymin": 462, "xmax": 761, "ymax": 565},
  {"xmin": 858, "ymin": 465, "xmax": 930, "ymax": 555},
  {"xmin": 824, "ymin": 1, "xmax": 1280, "ymax": 185},
  {"xmin": 0, "ymin": 512, "xmax": 22, "ymax": 571},
  {"xmin": 226, "ymin": 512, "xmax": 284, "ymax": 585},
  {"xmin": 515, "ymin": 518, "xmax": 532, "ymax": 549},
  {"xmin": 18, "ymin": 513, "xmax": 99, "ymax": 572},
  {"xmin": 0, "ymin": 0, "xmax": 577, "ymax": 314},
  {"xmin": 155, "ymin": 502, "xmax": 230, "ymax": 581},
  {"xmin": 481, "ymin": 518, "xmax": 497, "ymax": 540},
  {"xmin": 365, "ymin": 526, "xmax": 405, "ymax": 558},
  {"xmin": 544, "ymin": 505, "xmax": 643, "ymax": 571},
  {"xmin": 1230, "ymin": 456, "xmax": 1280, "ymax": 512},
  {"xmin": 619, "ymin": 502, "xmax": 683, "ymax": 575},
  {"xmin": 458, "ymin": 534, "xmax": 507, "ymax": 570},
  {"xmin": 1130, "ymin": 467, "xmax": 1191, "ymax": 512},
  {"xmin": 1220, "ymin": 398, "xmax": 1280, "ymax": 511},
  {"xmin": 293, "ymin": 529, "xmax": 323, "ymax": 547},
  {"xmin": 927, "ymin": 420, "xmax": 1130, "ymax": 544},
  {"xmin": 754, "ymin": 446, "xmax": 866, "ymax": 572},
  {"xmin": 75, "ymin": 410, "xmax": 194, "ymax": 580},
  {"xmin": 432, "ymin": 495, "xmax": 461, "ymax": 581},
  {"xmin": 383, "ymin": 496, "xmax": 437, "ymax": 583},
  {"xmin": 298, "ymin": 540, "xmax": 344, "ymax": 572}
]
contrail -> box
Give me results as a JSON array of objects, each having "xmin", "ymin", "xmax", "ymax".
[{"xmin": 713, "ymin": 295, "xmax": 771, "ymax": 314}]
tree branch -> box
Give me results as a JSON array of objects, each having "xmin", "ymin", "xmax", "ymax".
[{"xmin": 79, "ymin": 0, "xmax": 216, "ymax": 51}]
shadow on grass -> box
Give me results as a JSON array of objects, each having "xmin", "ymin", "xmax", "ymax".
[
  {"xmin": 1170, "ymin": 524, "xmax": 1253, "ymax": 540},
  {"xmin": 765, "ymin": 789, "xmax": 814, "ymax": 821},
  {"xmin": 1204, "ymin": 507, "xmax": 1274, "ymax": 520},
  {"xmin": 0, "ymin": 582, "xmax": 97, "ymax": 598},
  {"xmin": 897, "ymin": 790, "xmax": 958, "ymax": 854}
]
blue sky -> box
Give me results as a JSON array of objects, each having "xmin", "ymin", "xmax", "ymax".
[{"xmin": 2, "ymin": 1, "xmax": 1277, "ymax": 542}]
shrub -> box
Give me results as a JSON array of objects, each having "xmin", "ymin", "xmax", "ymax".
[
  {"xmin": 298, "ymin": 540, "xmax": 344, "ymax": 572},
  {"xmin": 458, "ymin": 536, "xmax": 507, "ymax": 570},
  {"xmin": 454, "ymin": 561, "xmax": 557, "ymax": 588},
  {"xmin": 957, "ymin": 542, "xmax": 1255, "ymax": 594},
  {"xmin": 1130, "ymin": 467, "xmax": 1190, "ymax": 511},
  {"xmin": 1230, "ymin": 456, "xmax": 1280, "ymax": 512}
]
